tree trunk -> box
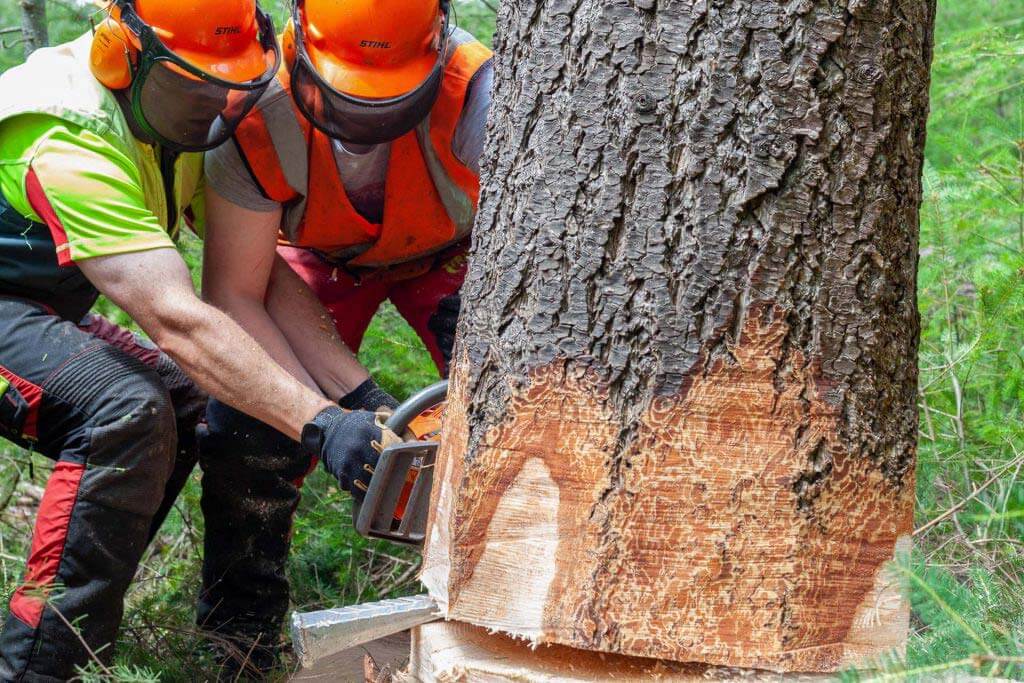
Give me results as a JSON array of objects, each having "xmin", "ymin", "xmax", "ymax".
[
  {"xmin": 19, "ymin": 0, "xmax": 48, "ymax": 58},
  {"xmin": 408, "ymin": 622, "xmax": 831, "ymax": 682},
  {"xmin": 422, "ymin": 0, "xmax": 934, "ymax": 673}
]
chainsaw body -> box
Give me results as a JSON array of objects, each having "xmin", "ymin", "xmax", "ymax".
[{"xmin": 354, "ymin": 380, "xmax": 447, "ymax": 545}]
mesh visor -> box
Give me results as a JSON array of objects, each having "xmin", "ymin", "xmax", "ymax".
[
  {"xmin": 122, "ymin": 4, "xmax": 281, "ymax": 153},
  {"xmin": 137, "ymin": 60, "xmax": 268, "ymax": 151},
  {"xmin": 291, "ymin": 56, "xmax": 445, "ymax": 145}
]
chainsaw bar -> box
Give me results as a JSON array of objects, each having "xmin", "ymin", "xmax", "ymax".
[{"xmin": 291, "ymin": 594, "xmax": 440, "ymax": 667}]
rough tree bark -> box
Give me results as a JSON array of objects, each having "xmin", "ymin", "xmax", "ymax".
[
  {"xmin": 421, "ymin": 0, "xmax": 934, "ymax": 673},
  {"xmin": 19, "ymin": 0, "xmax": 48, "ymax": 58}
]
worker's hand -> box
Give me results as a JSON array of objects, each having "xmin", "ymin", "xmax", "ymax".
[
  {"xmin": 307, "ymin": 407, "xmax": 402, "ymax": 502},
  {"xmin": 339, "ymin": 378, "xmax": 399, "ymax": 412},
  {"xmin": 427, "ymin": 293, "xmax": 460, "ymax": 372}
]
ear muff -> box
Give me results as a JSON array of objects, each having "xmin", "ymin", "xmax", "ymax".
[
  {"xmin": 282, "ymin": 18, "xmax": 297, "ymax": 72},
  {"xmin": 90, "ymin": 16, "xmax": 137, "ymax": 90}
]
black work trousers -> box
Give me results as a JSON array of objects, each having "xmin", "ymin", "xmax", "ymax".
[
  {"xmin": 195, "ymin": 401, "xmax": 307, "ymax": 664},
  {"xmin": 0, "ymin": 297, "xmax": 205, "ymax": 681}
]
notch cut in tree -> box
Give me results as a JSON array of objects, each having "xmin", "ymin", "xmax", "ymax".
[{"xmin": 420, "ymin": 0, "xmax": 934, "ymax": 673}]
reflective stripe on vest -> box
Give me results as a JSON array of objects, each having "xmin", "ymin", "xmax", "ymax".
[
  {"xmin": 415, "ymin": 113, "xmax": 475, "ymax": 238},
  {"xmin": 265, "ymin": 82, "xmax": 309, "ymax": 205},
  {"xmin": 234, "ymin": 27, "xmax": 492, "ymax": 266},
  {"xmin": 246, "ymin": 80, "xmax": 310, "ymax": 238}
]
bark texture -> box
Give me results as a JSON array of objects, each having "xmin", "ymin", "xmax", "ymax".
[
  {"xmin": 19, "ymin": 0, "xmax": 48, "ymax": 58},
  {"xmin": 422, "ymin": 0, "xmax": 933, "ymax": 672}
]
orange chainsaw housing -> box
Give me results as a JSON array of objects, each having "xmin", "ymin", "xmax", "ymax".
[{"xmin": 392, "ymin": 403, "xmax": 444, "ymax": 521}]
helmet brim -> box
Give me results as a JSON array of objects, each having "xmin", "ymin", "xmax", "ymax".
[{"xmin": 309, "ymin": 44, "xmax": 438, "ymax": 99}]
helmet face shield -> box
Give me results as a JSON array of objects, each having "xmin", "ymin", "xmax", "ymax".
[
  {"xmin": 136, "ymin": 59, "xmax": 269, "ymax": 150},
  {"xmin": 121, "ymin": 3, "xmax": 281, "ymax": 152},
  {"xmin": 290, "ymin": 0, "xmax": 449, "ymax": 145},
  {"xmin": 291, "ymin": 54, "xmax": 445, "ymax": 145}
]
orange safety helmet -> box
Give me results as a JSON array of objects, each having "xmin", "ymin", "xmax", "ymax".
[
  {"xmin": 285, "ymin": 0, "xmax": 452, "ymax": 145},
  {"xmin": 90, "ymin": 0, "xmax": 281, "ymax": 151}
]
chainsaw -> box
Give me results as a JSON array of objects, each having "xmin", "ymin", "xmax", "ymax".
[
  {"xmin": 293, "ymin": 380, "xmax": 448, "ymax": 666},
  {"xmin": 352, "ymin": 379, "xmax": 447, "ymax": 546}
]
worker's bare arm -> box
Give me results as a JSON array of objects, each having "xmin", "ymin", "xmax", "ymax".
[
  {"xmin": 265, "ymin": 255, "xmax": 369, "ymax": 398},
  {"xmin": 203, "ymin": 186, "xmax": 369, "ymax": 400},
  {"xmin": 78, "ymin": 247, "xmax": 331, "ymax": 439}
]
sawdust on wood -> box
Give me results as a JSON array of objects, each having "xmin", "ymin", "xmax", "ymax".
[{"xmin": 422, "ymin": 306, "xmax": 912, "ymax": 671}]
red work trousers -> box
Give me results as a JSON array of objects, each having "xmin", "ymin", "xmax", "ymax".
[{"xmin": 278, "ymin": 241, "xmax": 469, "ymax": 375}]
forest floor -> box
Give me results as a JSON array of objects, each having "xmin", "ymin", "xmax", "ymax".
[{"xmin": 0, "ymin": 0, "xmax": 1023, "ymax": 680}]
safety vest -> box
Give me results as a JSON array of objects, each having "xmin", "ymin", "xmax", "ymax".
[
  {"xmin": 0, "ymin": 33, "xmax": 203, "ymax": 319},
  {"xmin": 233, "ymin": 28, "xmax": 492, "ymax": 267}
]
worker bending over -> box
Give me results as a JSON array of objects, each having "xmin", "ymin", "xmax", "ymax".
[
  {"xmin": 200, "ymin": 0, "xmax": 492, "ymax": 670},
  {"xmin": 0, "ymin": 1, "xmax": 395, "ymax": 677}
]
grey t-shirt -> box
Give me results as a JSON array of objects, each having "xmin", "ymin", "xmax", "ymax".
[{"xmin": 205, "ymin": 60, "xmax": 493, "ymax": 224}]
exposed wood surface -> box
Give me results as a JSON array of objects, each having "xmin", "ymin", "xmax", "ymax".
[
  {"xmin": 424, "ymin": 318, "xmax": 912, "ymax": 671},
  {"xmin": 407, "ymin": 621, "xmax": 834, "ymax": 682},
  {"xmin": 420, "ymin": 0, "xmax": 933, "ymax": 673}
]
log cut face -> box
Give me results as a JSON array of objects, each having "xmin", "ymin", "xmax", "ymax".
[
  {"xmin": 422, "ymin": 0, "xmax": 933, "ymax": 673},
  {"xmin": 409, "ymin": 621, "xmax": 835, "ymax": 682}
]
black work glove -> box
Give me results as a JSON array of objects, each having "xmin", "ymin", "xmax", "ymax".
[
  {"xmin": 302, "ymin": 406, "xmax": 401, "ymax": 502},
  {"xmin": 339, "ymin": 378, "xmax": 399, "ymax": 412},
  {"xmin": 427, "ymin": 293, "xmax": 461, "ymax": 376}
]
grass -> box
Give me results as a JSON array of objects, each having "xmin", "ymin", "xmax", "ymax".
[
  {"xmin": 0, "ymin": 0, "xmax": 1023, "ymax": 680},
  {"xmin": 888, "ymin": 0, "xmax": 1024, "ymax": 679}
]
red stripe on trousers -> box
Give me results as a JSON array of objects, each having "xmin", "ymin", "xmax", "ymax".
[
  {"xmin": 25, "ymin": 167, "xmax": 73, "ymax": 268},
  {"xmin": 77, "ymin": 315, "xmax": 161, "ymax": 368},
  {"xmin": 0, "ymin": 365, "xmax": 42, "ymax": 438},
  {"xmin": 292, "ymin": 456, "xmax": 319, "ymax": 489},
  {"xmin": 10, "ymin": 462, "xmax": 86, "ymax": 628}
]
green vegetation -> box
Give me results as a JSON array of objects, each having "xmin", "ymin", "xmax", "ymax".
[
  {"xmin": 0, "ymin": 0, "xmax": 1022, "ymax": 680},
  {"xmin": 895, "ymin": 1, "xmax": 1024, "ymax": 678}
]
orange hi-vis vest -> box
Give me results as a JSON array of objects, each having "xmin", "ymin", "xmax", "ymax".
[{"xmin": 233, "ymin": 28, "xmax": 492, "ymax": 268}]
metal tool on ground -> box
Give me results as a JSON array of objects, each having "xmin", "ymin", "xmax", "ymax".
[
  {"xmin": 291, "ymin": 594, "xmax": 441, "ymax": 669},
  {"xmin": 353, "ymin": 379, "xmax": 447, "ymax": 545}
]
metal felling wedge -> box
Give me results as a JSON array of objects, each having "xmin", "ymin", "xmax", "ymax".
[{"xmin": 291, "ymin": 594, "xmax": 441, "ymax": 668}]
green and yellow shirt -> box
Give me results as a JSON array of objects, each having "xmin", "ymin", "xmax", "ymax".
[{"xmin": 0, "ymin": 34, "xmax": 204, "ymax": 320}]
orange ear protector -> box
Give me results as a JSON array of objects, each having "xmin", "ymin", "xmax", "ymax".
[
  {"xmin": 89, "ymin": 5, "xmax": 139, "ymax": 90},
  {"xmin": 281, "ymin": 18, "xmax": 297, "ymax": 72}
]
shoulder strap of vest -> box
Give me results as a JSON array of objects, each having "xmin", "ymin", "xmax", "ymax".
[
  {"xmin": 446, "ymin": 27, "xmax": 494, "ymax": 77},
  {"xmin": 233, "ymin": 77, "xmax": 310, "ymax": 205}
]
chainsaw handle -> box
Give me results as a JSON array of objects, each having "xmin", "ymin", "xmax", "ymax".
[
  {"xmin": 351, "ymin": 379, "xmax": 448, "ymax": 536},
  {"xmin": 384, "ymin": 380, "xmax": 449, "ymax": 436}
]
